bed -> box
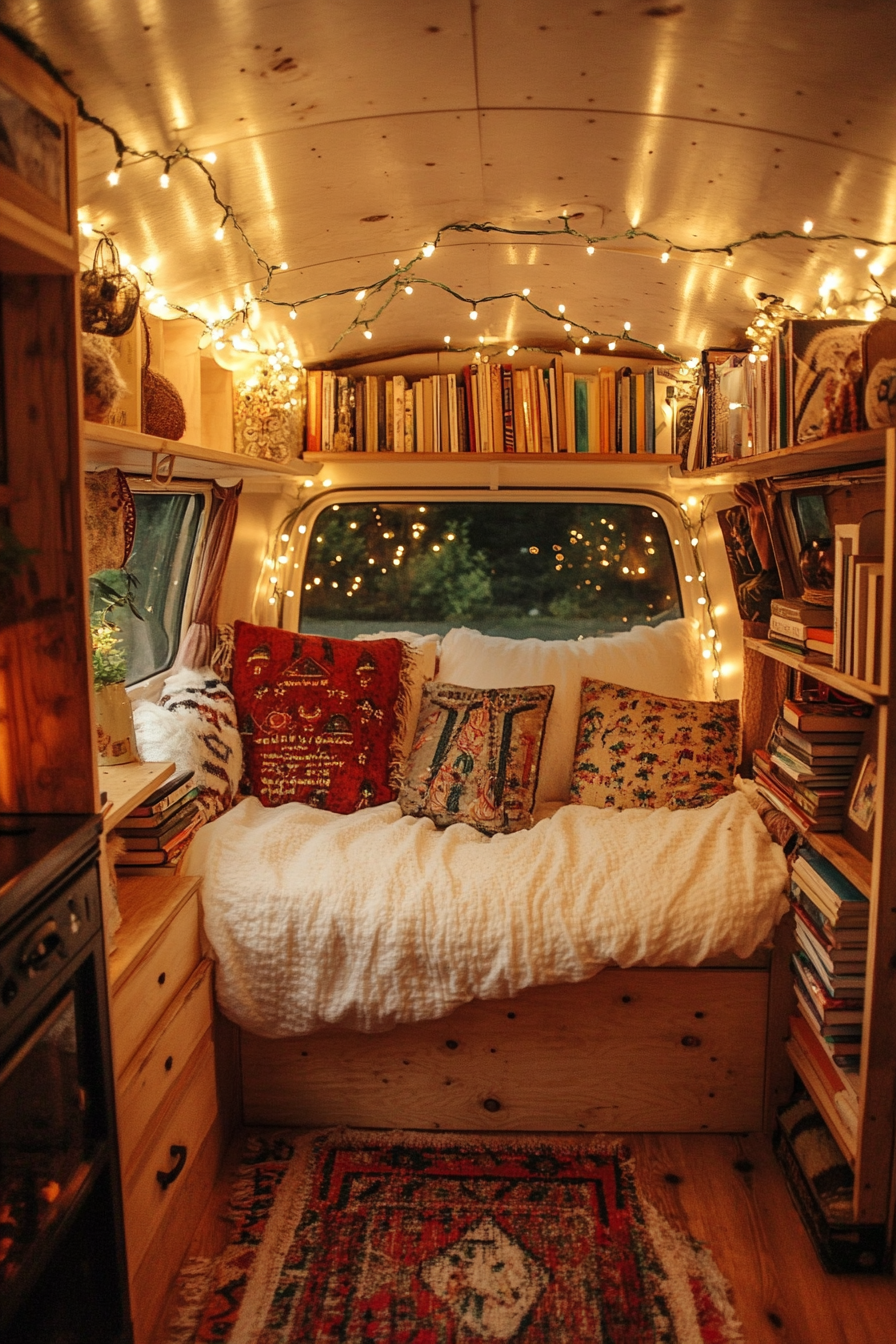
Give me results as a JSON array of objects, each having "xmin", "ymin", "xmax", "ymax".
[{"xmin": 174, "ymin": 616, "xmax": 794, "ymax": 1134}]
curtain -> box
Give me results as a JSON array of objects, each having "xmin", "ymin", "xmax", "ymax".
[{"xmin": 174, "ymin": 481, "xmax": 242, "ymax": 669}]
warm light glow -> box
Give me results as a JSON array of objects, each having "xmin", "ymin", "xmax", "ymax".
[
  {"xmin": 574, "ymin": 347, "xmax": 581, "ymax": 356},
  {"xmin": 404, "ymin": 285, "xmax": 413, "ymax": 295},
  {"xmin": 79, "ymin": 221, "xmax": 93, "ymax": 236},
  {"xmin": 661, "ymin": 252, "xmax": 669, "ymax": 263},
  {"xmin": 522, "ymin": 288, "xmax": 530, "ymax": 296},
  {"xmin": 280, "ymin": 261, "xmax": 289, "ymax": 271},
  {"xmin": 422, "ymin": 243, "xmax": 435, "ymax": 257},
  {"xmin": 204, "ymin": 152, "xmax": 217, "ymax": 164},
  {"xmin": 159, "ymin": 173, "xmax": 170, "ymax": 189},
  {"xmin": 586, "ymin": 245, "xmax": 594, "ymax": 255},
  {"xmin": 623, "ymin": 321, "xmax": 631, "ymax": 331},
  {"xmin": 582, "ymin": 336, "xmax": 590, "ymax": 344},
  {"xmin": 869, "ymin": 261, "xmax": 885, "ymax": 277},
  {"xmin": 855, "ymin": 247, "xmax": 868, "ymax": 259},
  {"xmin": 658, "ymin": 343, "xmax": 664, "ymax": 353},
  {"xmin": 107, "ymin": 170, "xmax": 119, "ymax": 186},
  {"xmin": 364, "ymin": 328, "xmax": 373, "ymax": 339},
  {"xmin": 470, "ymin": 309, "xmax": 478, "ymax": 320},
  {"xmin": 608, "ymin": 341, "xmax": 616, "ymax": 351},
  {"xmin": 355, "ymin": 290, "xmax": 366, "ymax": 301},
  {"xmin": 558, "ymin": 304, "xmax": 566, "ymax": 313},
  {"xmin": 803, "ymin": 219, "xmax": 813, "ymax": 233},
  {"xmin": 142, "ymin": 256, "xmax": 159, "ymax": 272},
  {"xmin": 214, "ymin": 226, "xmax": 225, "ymax": 241},
  {"xmin": 444, "ymin": 335, "xmax": 451, "ymax": 343}
]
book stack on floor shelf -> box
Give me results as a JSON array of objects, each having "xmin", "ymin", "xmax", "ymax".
[
  {"xmin": 753, "ymin": 696, "xmax": 870, "ymax": 833},
  {"xmin": 788, "ymin": 842, "xmax": 869, "ymax": 1142},
  {"xmin": 113, "ymin": 769, "xmax": 200, "ymax": 878}
]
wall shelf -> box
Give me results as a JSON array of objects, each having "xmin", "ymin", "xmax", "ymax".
[
  {"xmin": 743, "ymin": 637, "xmax": 887, "ymax": 707},
  {"xmin": 687, "ymin": 429, "xmax": 887, "ymax": 484},
  {"xmin": 302, "ymin": 450, "xmax": 681, "ymax": 465},
  {"xmin": 84, "ymin": 422, "xmax": 307, "ymax": 483}
]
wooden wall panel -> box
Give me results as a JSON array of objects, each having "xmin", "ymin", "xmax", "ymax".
[{"xmin": 242, "ymin": 968, "xmax": 769, "ymax": 1133}]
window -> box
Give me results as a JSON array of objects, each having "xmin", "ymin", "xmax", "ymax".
[
  {"xmin": 90, "ymin": 489, "xmax": 206, "ymax": 685},
  {"xmin": 299, "ymin": 500, "xmax": 681, "ymax": 640}
]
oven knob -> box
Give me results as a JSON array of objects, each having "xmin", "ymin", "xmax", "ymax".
[{"xmin": 1, "ymin": 977, "xmax": 17, "ymax": 1006}]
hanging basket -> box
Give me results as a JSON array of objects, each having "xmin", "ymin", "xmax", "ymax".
[
  {"xmin": 80, "ymin": 237, "xmax": 141, "ymax": 338},
  {"xmin": 141, "ymin": 311, "xmax": 186, "ymax": 440}
]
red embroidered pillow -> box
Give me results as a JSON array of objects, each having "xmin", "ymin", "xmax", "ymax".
[{"xmin": 231, "ymin": 622, "xmax": 408, "ymax": 813}]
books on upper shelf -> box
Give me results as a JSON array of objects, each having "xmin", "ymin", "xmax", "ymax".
[
  {"xmin": 753, "ymin": 703, "xmax": 864, "ymax": 831},
  {"xmin": 114, "ymin": 769, "xmax": 201, "ymax": 877},
  {"xmin": 302, "ymin": 361, "xmax": 692, "ymax": 456},
  {"xmin": 768, "ymin": 597, "xmax": 836, "ymax": 661},
  {"xmin": 683, "ymin": 318, "xmax": 871, "ymax": 469},
  {"xmin": 832, "ymin": 514, "xmax": 886, "ymax": 682}
]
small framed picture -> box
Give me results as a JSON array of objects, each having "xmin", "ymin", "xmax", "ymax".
[{"xmin": 848, "ymin": 754, "xmax": 878, "ymax": 832}]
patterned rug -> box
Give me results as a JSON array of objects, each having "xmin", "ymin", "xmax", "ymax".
[{"xmin": 167, "ymin": 1130, "xmax": 742, "ymax": 1344}]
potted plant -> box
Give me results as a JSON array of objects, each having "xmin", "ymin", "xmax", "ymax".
[{"xmin": 91, "ymin": 571, "xmax": 141, "ymax": 765}]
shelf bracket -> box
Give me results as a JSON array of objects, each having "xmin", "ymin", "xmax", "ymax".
[{"xmin": 150, "ymin": 450, "xmax": 177, "ymax": 486}]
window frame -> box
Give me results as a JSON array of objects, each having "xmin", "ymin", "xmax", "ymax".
[
  {"xmin": 120, "ymin": 477, "xmax": 212, "ymax": 701},
  {"xmin": 285, "ymin": 486, "xmax": 692, "ymax": 636}
]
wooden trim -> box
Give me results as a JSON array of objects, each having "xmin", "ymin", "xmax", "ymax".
[
  {"xmin": 763, "ymin": 914, "xmax": 796, "ymax": 1132},
  {"xmin": 854, "ymin": 427, "xmax": 896, "ymax": 1226},
  {"xmin": 743, "ymin": 638, "xmax": 887, "ymax": 706},
  {"xmin": 686, "ymin": 429, "xmax": 887, "ymax": 485},
  {"xmin": 302, "ymin": 450, "xmax": 681, "ymax": 464}
]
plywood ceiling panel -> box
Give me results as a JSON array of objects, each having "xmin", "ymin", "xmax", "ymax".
[{"xmin": 2, "ymin": 0, "xmax": 894, "ymax": 364}]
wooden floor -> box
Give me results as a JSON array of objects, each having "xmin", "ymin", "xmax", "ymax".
[{"xmin": 156, "ymin": 1129, "xmax": 896, "ymax": 1344}]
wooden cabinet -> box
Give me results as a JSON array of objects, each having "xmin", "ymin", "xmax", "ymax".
[{"xmin": 108, "ymin": 872, "xmax": 224, "ymax": 1344}]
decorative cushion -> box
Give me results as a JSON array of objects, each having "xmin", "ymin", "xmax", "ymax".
[
  {"xmin": 398, "ymin": 681, "xmax": 554, "ymax": 834},
  {"xmin": 437, "ymin": 618, "xmax": 704, "ymax": 804},
  {"xmin": 570, "ymin": 679, "xmax": 740, "ymax": 811},
  {"xmin": 231, "ymin": 622, "xmax": 413, "ymax": 812},
  {"xmin": 132, "ymin": 668, "xmax": 242, "ymax": 820},
  {"xmin": 355, "ymin": 631, "xmax": 439, "ymax": 774}
]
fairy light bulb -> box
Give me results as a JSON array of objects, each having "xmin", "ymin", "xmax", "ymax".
[
  {"xmin": 869, "ymin": 261, "xmax": 885, "ymax": 277},
  {"xmin": 582, "ymin": 336, "xmax": 590, "ymax": 344},
  {"xmin": 522, "ymin": 288, "xmax": 530, "ymax": 296},
  {"xmin": 280, "ymin": 262, "xmax": 289, "ymax": 271},
  {"xmin": 563, "ymin": 322, "xmax": 571, "ymax": 332},
  {"xmin": 855, "ymin": 248, "xmax": 868, "ymax": 259},
  {"xmin": 422, "ymin": 243, "xmax": 435, "ymax": 257},
  {"xmin": 142, "ymin": 256, "xmax": 159, "ymax": 273},
  {"xmin": 608, "ymin": 341, "xmax": 616, "ymax": 351},
  {"xmin": 355, "ymin": 289, "xmax": 366, "ymax": 301},
  {"xmin": 802, "ymin": 219, "xmax": 813, "ymax": 233},
  {"xmin": 658, "ymin": 343, "xmax": 665, "ymax": 353},
  {"xmin": 363, "ymin": 328, "xmax": 372, "ymax": 339},
  {"xmin": 478, "ymin": 334, "xmax": 485, "ymax": 344},
  {"xmin": 290, "ymin": 308, "xmax": 297, "ymax": 320},
  {"xmin": 586, "ymin": 245, "xmax": 594, "ymax": 255},
  {"xmin": 79, "ymin": 221, "xmax": 93, "ymax": 236},
  {"xmin": 558, "ymin": 304, "xmax": 566, "ymax": 313},
  {"xmin": 661, "ymin": 252, "xmax": 670, "ymax": 263},
  {"xmin": 574, "ymin": 347, "xmax": 581, "ymax": 356},
  {"xmin": 107, "ymin": 169, "xmax": 120, "ymax": 186},
  {"xmin": 214, "ymin": 226, "xmax": 225, "ymax": 241},
  {"xmin": 443, "ymin": 335, "xmax": 451, "ymax": 344},
  {"xmin": 204, "ymin": 151, "xmax": 217, "ymax": 164},
  {"xmin": 623, "ymin": 321, "xmax": 631, "ymax": 332},
  {"xmin": 404, "ymin": 285, "xmax": 413, "ymax": 295},
  {"xmin": 470, "ymin": 309, "xmax": 478, "ymax": 320},
  {"xmin": 393, "ymin": 258, "xmax": 400, "ymax": 266},
  {"xmin": 160, "ymin": 172, "xmax": 170, "ymax": 189}
]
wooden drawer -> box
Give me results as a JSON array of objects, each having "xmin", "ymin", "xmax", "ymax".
[
  {"xmin": 110, "ymin": 890, "xmax": 200, "ymax": 1075},
  {"xmin": 116, "ymin": 959, "xmax": 214, "ymax": 1173},
  {"xmin": 123, "ymin": 1030, "xmax": 217, "ymax": 1278}
]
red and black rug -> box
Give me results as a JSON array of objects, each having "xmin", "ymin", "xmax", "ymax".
[{"xmin": 169, "ymin": 1130, "xmax": 742, "ymax": 1344}]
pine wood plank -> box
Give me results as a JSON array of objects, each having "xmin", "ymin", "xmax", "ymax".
[
  {"xmin": 242, "ymin": 969, "xmax": 769, "ymax": 1132},
  {"xmin": 99, "ymin": 761, "xmax": 175, "ymax": 831},
  {"xmin": 109, "ymin": 874, "xmax": 200, "ymax": 990}
]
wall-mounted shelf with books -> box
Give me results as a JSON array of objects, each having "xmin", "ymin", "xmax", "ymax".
[
  {"xmin": 803, "ymin": 832, "xmax": 873, "ymax": 902},
  {"xmin": 687, "ymin": 429, "xmax": 887, "ymax": 485},
  {"xmin": 84, "ymin": 421, "xmax": 307, "ymax": 483},
  {"xmin": 743, "ymin": 637, "xmax": 886, "ymax": 707}
]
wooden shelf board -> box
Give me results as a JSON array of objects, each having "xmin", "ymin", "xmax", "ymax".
[
  {"xmin": 84, "ymin": 421, "xmax": 306, "ymax": 481},
  {"xmin": 302, "ymin": 451, "xmax": 681, "ymax": 464},
  {"xmin": 108, "ymin": 872, "xmax": 200, "ymax": 991},
  {"xmin": 687, "ymin": 429, "xmax": 887, "ymax": 483},
  {"xmin": 786, "ymin": 1036, "xmax": 857, "ymax": 1168},
  {"xmin": 806, "ymin": 832, "xmax": 873, "ymax": 901},
  {"xmin": 743, "ymin": 638, "xmax": 886, "ymax": 707},
  {"xmin": 99, "ymin": 761, "xmax": 175, "ymax": 831}
]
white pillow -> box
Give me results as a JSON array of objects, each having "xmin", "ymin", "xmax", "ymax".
[
  {"xmin": 355, "ymin": 631, "xmax": 439, "ymax": 775},
  {"xmin": 437, "ymin": 619, "xmax": 704, "ymax": 803}
]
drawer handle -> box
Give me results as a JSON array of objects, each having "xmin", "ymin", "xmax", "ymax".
[{"xmin": 156, "ymin": 1144, "xmax": 187, "ymax": 1190}]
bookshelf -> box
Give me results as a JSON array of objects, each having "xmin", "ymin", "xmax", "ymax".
[
  {"xmin": 83, "ymin": 421, "xmax": 308, "ymax": 483},
  {"xmin": 302, "ymin": 450, "xmax": 680, "ymax": 465},
  {"xmin": 687, "ymin": 428, "xmax": 888, "ymax": 484},
  {"xmin": 743, "ymin": 637, "xmax": 887, "ymax": 707}
]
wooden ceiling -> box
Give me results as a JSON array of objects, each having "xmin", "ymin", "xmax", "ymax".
[{"xmin": 5, "ymin": 0, "xmax": 896, "ymax": 364}]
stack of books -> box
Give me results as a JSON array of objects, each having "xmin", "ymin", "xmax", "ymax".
[
  {"xmin": 305, "ymin": 361, "xmax": 694, "ymax": 456},
  {"xmin": 114, "ymin": 770, "xmax": 201, "ymax": 878},
  {"xmin": 789, "ymin": 843, "xmax": 869, "ymax": 1136},
  {"xmin": 753, "ymin": 699, "xmax": 869, "ymax": 832},
  {"xmin": 768, "ymin": 598, "xmax": 834, "ymax": 662}
]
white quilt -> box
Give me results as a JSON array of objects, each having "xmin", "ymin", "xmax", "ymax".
[{"xmin": 184, "ymin": 790, "xmax": 789, "ymax": 1037}]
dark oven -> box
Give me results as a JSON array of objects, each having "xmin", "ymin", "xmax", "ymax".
[{"xmin": 0, "ymin": 816, "xmax": 129, "ymax": 1344}]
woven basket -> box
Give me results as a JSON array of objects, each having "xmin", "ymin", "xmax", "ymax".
[
  {"xmin": 141, "ymin": 311, "xmax": 186, "ymax": 440},
  {"xmin": 81, "ymin": 237, "xmax": 140, "ymax": 337}
]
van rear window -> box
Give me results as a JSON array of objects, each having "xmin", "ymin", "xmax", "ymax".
[{"xmin": 299, "ymin": 501, "xmax": 681, "ymax": 640}]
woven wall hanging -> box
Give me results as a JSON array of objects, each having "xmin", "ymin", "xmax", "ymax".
[
  {"xmin": 80, "ymin": 237, "xmax": 140, "ymax": 338},
  {"xmin": 141, "ymin": 311, "xmax": 186, "ymax": 440}
]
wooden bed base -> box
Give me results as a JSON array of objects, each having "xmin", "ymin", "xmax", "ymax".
[{"xmin": 242, "ymin": 922, "xmax": 795, "ymax": 1133}]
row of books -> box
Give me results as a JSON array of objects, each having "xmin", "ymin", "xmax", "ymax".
[
  {"xmin": 788, "ymin": 842, "xmax": 869, "ymax": 1138},
  {"xmin": 305, "ymin": 362, "xmax": 692, "ymax": 456},
  {"xmin": 768, "ymin": 597, "xmax": 834, "ymax": 663},
  {"xmin": 113, "ymin": 770, "xmax": 201, "ymax": 878},
  {"xmin": 685, "ymin": 318, "xmax": 870, "ymax": 471},
  {"xmin": 832, "ymin": 516, "xmax": 885, "ymax": 684},
  {"xmin": 753, "ymin": 696, "xmax": 869, "ymax": 833}
]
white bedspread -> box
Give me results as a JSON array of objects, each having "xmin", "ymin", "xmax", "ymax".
[{"xmin": 184, "ymin": 790, "xmax": 789, "ymax": 1037}]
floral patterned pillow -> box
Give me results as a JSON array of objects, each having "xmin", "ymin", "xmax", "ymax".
[
  {"xmin": 570, "ymin": 679, "xmax": 740, "ymax": 810},
  {"xmin": 398, "ymin": 682, "xmax": 554, "ymax": 834}
]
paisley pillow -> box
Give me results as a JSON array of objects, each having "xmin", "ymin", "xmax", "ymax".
[
  {"xmin": 398, "ymin": 681, "xmax": 554, "ymax": 834},
  {"xmin": 570, "ymin": 679, "xmax": 740, "ymax": 811}
]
